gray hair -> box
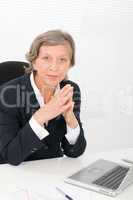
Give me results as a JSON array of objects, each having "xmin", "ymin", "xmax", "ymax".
[{"xmin": 25, "ymin": 29, "xmax": 75, "ymax": 74}]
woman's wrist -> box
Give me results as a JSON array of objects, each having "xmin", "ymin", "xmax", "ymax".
[
  {"xmin": 33, "ymin": 108, "xmax": 48, "ymax": 126},
  {"xmin": 64, "ymin": 111, "xmax": 79, "ymax": 128}
]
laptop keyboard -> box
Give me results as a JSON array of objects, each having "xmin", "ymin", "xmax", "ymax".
[{"xmin": 93, "ymin": 165, "xmax": 129, "ymax": 190}]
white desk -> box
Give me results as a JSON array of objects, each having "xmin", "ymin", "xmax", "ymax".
[{"xmin": 0, "ymin": 148, "xmax": 133, "ymax": 200}]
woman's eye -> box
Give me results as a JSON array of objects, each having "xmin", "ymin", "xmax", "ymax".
[
  {"xmin": 43, "ymin": 56, "xmax": 49, "ymax": 60},
  {"xmin": 60, "ymin": 58, "xmax": 66, "ymax": 62}
]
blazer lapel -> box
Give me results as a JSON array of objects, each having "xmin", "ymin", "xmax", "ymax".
[
  {"xmin": 45, "ymin": 80, "xmax": 67, "ymax": 135},
  {"xmin": 20, "ymin": 74, "xmax": 40, "ymax": 119}
]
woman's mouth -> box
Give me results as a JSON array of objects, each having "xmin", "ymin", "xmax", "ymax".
[{"xmin": 46, "ymin": 74, "xmax": 58, "ymax": 79}]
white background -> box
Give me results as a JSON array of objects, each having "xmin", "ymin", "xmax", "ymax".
[{"xmin": 0, "ymin": 0, "xmax": 133, "ymax": 154}]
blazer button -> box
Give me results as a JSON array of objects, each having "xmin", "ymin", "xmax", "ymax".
[
  {"xmin": 30, "ymin": 148, "xmax": 37, "ymax": 153},
  {"xmin": 33, "ymin": 148, "xmax": 37, "ymax": 151},
  {"xmin": 44, "ymin": 145, "xmax": 48, "ymax": 150},
  {"xmin": 30, "ymin": 150, "xmax": 34, "ymax": 153},
  {"xmin": 70, "ymin": 148, "xmax": 74, "ymax": 153}
]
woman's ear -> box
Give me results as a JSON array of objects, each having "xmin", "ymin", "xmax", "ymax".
[
  {"xmin": 31, "ymin": 61, "xmax": 37, "ymax": 74},
  {"xmin": 32, "ymin": 61, "xmax": 37, "ymax": 70}
]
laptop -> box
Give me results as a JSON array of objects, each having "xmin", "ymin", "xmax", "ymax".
[{"xmin": 65, "ymin": 159, "xmax": 133, "ymax": 197}]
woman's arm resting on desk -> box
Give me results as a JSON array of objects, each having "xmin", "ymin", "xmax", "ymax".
[{"xmin": 0, "ymin": 110, "xmax": 45, "ymax": 166}]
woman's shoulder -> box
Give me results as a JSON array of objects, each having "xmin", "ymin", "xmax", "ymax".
[
  {"xmin": 0, "ymin": 74, "xmax": 30, "ymax": 88},
  {"xmin": 0, "ymin": 74, "xmax": 30, "ymax": 113}
]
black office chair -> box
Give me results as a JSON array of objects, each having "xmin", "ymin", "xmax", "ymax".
[{"xmin": 0, "ymin": 61, "xmax": 29, "ymax": 85}]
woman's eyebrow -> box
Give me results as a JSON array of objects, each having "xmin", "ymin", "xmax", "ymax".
[{"xmin": 59, "ymin": 54, "xmax": 69, "ymax": 57}]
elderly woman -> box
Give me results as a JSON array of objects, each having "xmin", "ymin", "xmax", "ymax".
[{"xmin": 0, "ymin": 30, "xmax": 86, "ymax": 165}]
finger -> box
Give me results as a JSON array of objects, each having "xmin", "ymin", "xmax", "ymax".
[
  {"xmin": 60, "ymin": 86, "xmax": 73, "ymax": 97},
  {"xmin": 53, "ymin": 84, "xmax": 71, "ymax": 98},
  {"xmin": 54, "ymin": 85, "xmax": 71, "ymax": 98},
  {"xmin": 59, "ymin": 92, "xmax": 73, "ymax": 106},
  {"xmin": 71, "ymin": 101, "xmax": 74, "ymax": 109},
  {"xmin": 61, "ymin": 84, "xmax": 71, "ymax": 90},
  {"xmin": 69, "ymin": 90, "xmax": 73, "ymax": 100},
  {"xmin": 60, "ymin": 84, "xmax": 72, "ymax": 93},
  {"xmin": 67, "ymin": 100, "xmax": 74, "ymax": 109},
  {"xmin": 61, "ymin": 101, "xmax": 73, "ymax": 113}
]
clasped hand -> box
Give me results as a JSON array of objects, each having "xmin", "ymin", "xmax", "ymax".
[{"xmin": 33, "ymin": 84, "xmax": 74, "ymax": 126}]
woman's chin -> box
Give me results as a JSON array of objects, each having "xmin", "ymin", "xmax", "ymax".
[{"xmin": 44, "ymin": 79, "xmax": 59, "ymax": 87}]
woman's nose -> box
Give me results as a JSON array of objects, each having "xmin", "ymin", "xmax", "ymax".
[{"xmin": 49, "ymin": 61, "xmax": 58, "ymax": 71}]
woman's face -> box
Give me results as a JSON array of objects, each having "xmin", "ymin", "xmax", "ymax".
[{"xmin": 33, "ymin": 43, "xmax": 72, "ymax": 88}]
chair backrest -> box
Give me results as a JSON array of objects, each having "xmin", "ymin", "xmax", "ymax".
[{"xmin": 0, "ymin": 61, "xmax": 29, "ymax": 85}]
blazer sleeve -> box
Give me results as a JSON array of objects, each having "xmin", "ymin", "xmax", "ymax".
[
  {"xmin": 61, "ymin": 82, "xmax": 87, "ymax": 157},
  {"xmin": 0, "ymin": 85, "xmax": 45, "ymax": 166}
]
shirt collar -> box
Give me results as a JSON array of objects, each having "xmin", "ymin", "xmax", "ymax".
[{"xmin": 30, "ymin": 72, "xmax": 60, "ymax": 106}]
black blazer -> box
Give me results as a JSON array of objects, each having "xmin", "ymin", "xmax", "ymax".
[{"xmin": 0, "ymin": 74, "xmax": 86, "ymax": 165}]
